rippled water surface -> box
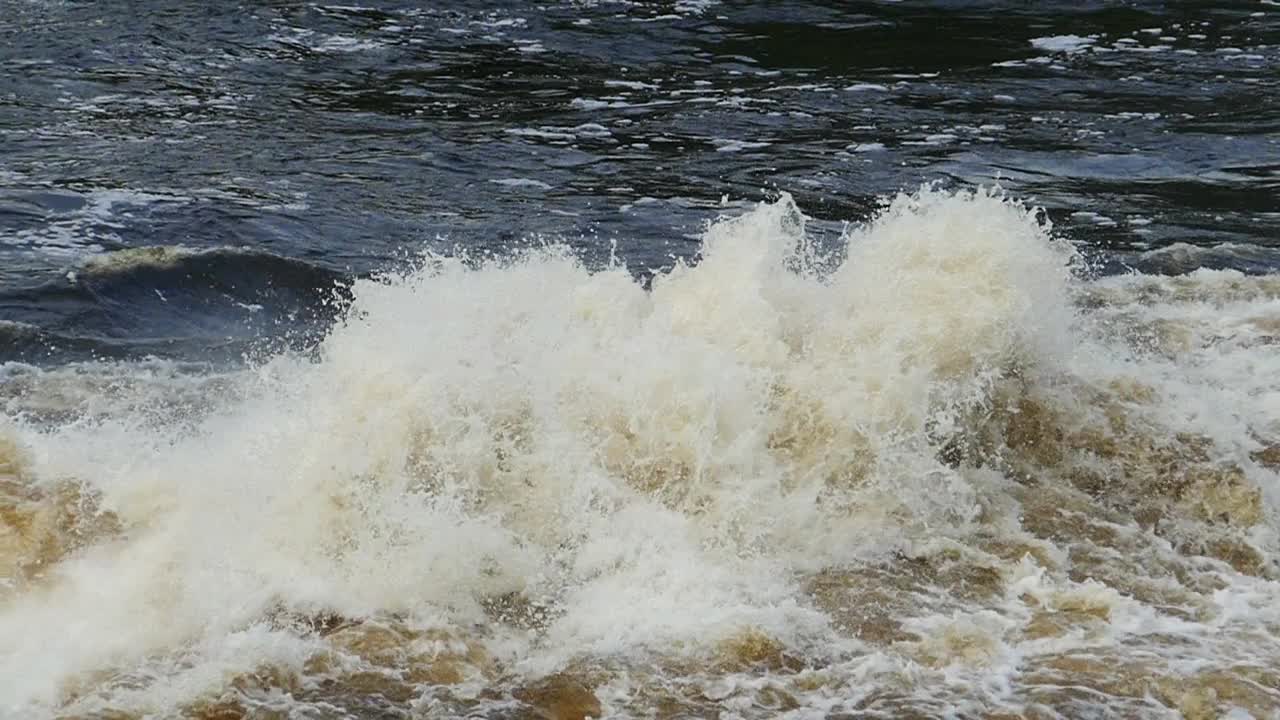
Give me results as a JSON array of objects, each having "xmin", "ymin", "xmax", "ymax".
[
  {"xmin": 2, "ymin": 0, "xmax": 1277, "ymax": 358},
  {"xmin": 2, "ymin": 2, "xmax": 1280, "ymax": 719}
]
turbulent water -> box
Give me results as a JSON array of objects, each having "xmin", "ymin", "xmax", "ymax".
[{"xmin": 3, "ymin": 2, "xmax": 1280, "ymax": 719}]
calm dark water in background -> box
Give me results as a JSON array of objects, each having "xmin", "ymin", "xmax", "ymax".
[{"xmin": 0, "ymin": 0, "xmax": 1277, "ymax": 362}]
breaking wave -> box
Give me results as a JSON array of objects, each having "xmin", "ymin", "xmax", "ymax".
[{"xmin": 3, "ymin": 187, "xmax": 1279, "ymax": 719}]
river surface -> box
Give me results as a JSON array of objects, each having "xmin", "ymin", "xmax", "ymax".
[{"xmin": 1, "ymin": 2, "xmax": 1279, "ymax": 718}]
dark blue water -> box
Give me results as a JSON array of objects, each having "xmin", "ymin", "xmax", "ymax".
[{"xmin": 1, "ymin": 0, "xmax": 1277, "ymax": 364}]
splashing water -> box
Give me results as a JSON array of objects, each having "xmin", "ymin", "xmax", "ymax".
[{"xmin": 3, "ymin": 187, "xmax": 1279, "ymax": 719}]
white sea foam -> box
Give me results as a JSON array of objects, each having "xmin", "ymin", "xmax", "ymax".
[
  {"xmin": 3, "ymin": 187, "xmax": 1280, "ymax": 717},
  {"xmin": 489, "ymin": 178, "xmax": 553, "ymax": 189},
  {"xmin": 1031, "ymin": 35, "xmax": 1097, "ymax": 54}
]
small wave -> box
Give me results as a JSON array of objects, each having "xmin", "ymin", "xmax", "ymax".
[
  {"xmin": 1130, "ymin": 241, "xmax": 1280, "ymax": 275},
  {"xmin": 0, "ymin": 320, "xmax": 37, "ymax": 338},
  {"xmin": 71, "ymin": 245, "xmax": 350, "ymax": 300},
  {"xmin": 490, "ymin": 178, "xmax": 554, "ymax": 190},
  {"xmin": 1, "ymin": 247, "xmax": 352, "ymax": 363},
  {"xmin": 1031, "ymin": 34, "xmax": 1097, "ymax": 54},
  {"xmin": 76, "ymin": 245, "xmax": 197, "ymax": 277}
]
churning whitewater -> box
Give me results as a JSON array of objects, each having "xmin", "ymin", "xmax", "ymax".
[{"xmin": 3, "ymin": 188, "xmax": 1280, "ymax": 719}]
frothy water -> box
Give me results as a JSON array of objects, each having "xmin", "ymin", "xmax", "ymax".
[{"xmin": 3, "ymin": 188, "xmax": 1280, "ymax": 718}]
